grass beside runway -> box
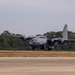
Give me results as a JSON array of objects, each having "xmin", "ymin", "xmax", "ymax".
[{"xmin": 0, "ymin": 50, "xmax": 75, "ymax": 57}]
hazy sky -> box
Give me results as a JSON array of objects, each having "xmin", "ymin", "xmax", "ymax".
[{"xmin": 0, "ymin": 0, "xmax": 75, "ymax": 36}]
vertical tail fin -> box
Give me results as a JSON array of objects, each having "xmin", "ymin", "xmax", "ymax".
[{"xmin": 62, "ymin": 24, "xmax": 68, "ymax": 40}]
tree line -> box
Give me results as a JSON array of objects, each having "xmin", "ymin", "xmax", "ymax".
[{"xmin": 0, "ymin": 30, "xmax": 75, "ymax": 51}]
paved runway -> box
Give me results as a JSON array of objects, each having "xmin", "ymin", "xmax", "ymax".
[{"xmin": 0, "ymin": 57, "xmax": 75, "ymax": 75}]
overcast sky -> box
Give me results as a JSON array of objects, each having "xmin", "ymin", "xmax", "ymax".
[{"xmin": 0, "ymin": 0, "xmax": 75, "ymax": 36}]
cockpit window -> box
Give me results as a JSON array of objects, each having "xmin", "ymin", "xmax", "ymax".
[{"xmin": 40, "ymin": 36, "xmax": 46, "ymax": 38}]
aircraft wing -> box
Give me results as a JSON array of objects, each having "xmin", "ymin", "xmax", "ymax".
[{"xmin": 64, "ymin": 39, "xmax": 75, "ymax": 42}]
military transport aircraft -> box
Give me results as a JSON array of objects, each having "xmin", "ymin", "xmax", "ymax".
[
  {"xmin": 12, "ymin": 24, "xmax": 75, "ymax": 50},
  {"xmin": 28, "ymin": 24, "xmax": 68, "ymax": 50}
]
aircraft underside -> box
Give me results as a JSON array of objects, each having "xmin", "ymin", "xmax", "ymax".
[{"xmin": 30, "ymin": 43, "xmax": 58, "ymax": 50}]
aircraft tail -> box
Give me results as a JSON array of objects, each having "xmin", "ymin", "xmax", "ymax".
[{"xmin": 62, "ymin": 24, "xmax": 68, "ymax": 40}]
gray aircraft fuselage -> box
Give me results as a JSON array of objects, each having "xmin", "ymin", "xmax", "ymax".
[{"xmin": 29, "ymin": 36, "xmax": 48, "ymax": 49}]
